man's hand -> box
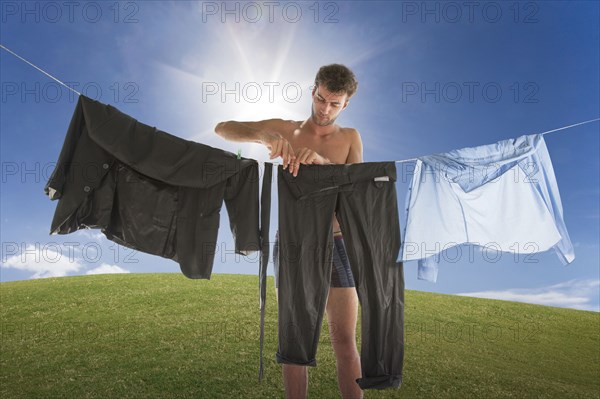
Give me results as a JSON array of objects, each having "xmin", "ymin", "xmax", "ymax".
[
  {"xmin": 259, "ymin": 131, "xmax": 295, "ymax": 171},
  {"xmin": 289, "ymin": 147, "xmax": 331, "ymax": 177}
]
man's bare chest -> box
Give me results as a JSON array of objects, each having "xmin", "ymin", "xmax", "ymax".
[{"xmin": 287, "ymin": 129, "xmax": 351, "ymax": 165}]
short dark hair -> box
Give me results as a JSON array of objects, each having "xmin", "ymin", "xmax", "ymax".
[{"xmin": 314, "ymin": 64, "xmax": 358, "ymax": 99}]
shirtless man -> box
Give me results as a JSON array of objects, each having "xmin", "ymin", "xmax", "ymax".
[{"xmin": 214, "ymin": 64, "xmax": 363, "ymax": 399}]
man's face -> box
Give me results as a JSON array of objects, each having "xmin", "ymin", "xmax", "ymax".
[{"xmin": 310, "ymin": 84, "xmax": 349, "ymax": 126}]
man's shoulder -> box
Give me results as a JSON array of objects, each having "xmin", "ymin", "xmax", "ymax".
[
  {"xmin": 338, "ymin": 126, "xmax": 361, "ymax": 140},
  {"xmin": 339, "ymin": 126, "xmax": 360, "ymax": 134}
]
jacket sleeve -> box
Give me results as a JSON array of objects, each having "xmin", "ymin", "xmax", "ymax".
[
  {"xmin": 44, "ymin": 96, "xmax": 85, "ymax": 200},
  {"xmin": 224, "ymin": 163, "xmax": 261, "ymax": 255},
  {"xmin": 81, "ymin": 96, "xmax": 255, "ymax": 189}
]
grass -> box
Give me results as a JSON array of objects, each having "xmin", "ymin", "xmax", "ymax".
[{"xmin": 1, "ymin": 273, "xmax": 598, "ymax": 398}]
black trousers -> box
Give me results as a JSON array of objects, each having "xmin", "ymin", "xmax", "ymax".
[{"xmin": 275, "ymin": 162, "xmax": 404, "ymax": 390}]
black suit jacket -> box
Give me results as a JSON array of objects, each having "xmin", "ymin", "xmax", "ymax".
[{"xmin": 45, "ymin": 95, "xmax": 266, "ymax": 279}]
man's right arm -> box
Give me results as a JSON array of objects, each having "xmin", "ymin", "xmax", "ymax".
[
  {"xmin": 214, "ymin": 119, "xmax": 295, "ymax": 169},
  {"xmin": 214, "ymin": 120, "xmax": 272, "ymax": 143}
]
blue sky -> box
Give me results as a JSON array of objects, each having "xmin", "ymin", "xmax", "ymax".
[{"xmin": 1, "ymin": 1, "xmax": 598, "ymax": 312}]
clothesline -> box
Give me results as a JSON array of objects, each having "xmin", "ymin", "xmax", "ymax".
[
  {"xmin": 2, "ymin": 43, "xmax": 599, "ymax": 165},
  {"xmin": 388, "ymin": 117, "xmax": 600, "ymax": 164},
  {"xmin": 1, "ymin": 44, "xmax": 83, "ymax": 96}
]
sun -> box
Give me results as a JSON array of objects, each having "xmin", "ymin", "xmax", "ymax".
[{"xmin": 151, "ymin": 18, "xmax": 317, "ymax": 162}]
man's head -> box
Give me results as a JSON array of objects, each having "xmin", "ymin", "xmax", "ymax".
[{"xmin": 311, "ymin": 64, "xmax": 358, "ymax": 126}]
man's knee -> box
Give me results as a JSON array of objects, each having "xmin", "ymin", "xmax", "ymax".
[
  {"xmin": 332, "ymin": 340, "xmax": 360, "ymax": 362},
  {"xmin": 329, "ymin": 328, "xmax": 358, "ymax": 350}
]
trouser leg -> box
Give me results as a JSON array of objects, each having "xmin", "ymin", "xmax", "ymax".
[
  {"xmin": 276, "ymin": 168, "xmax": 337, "ymax": 366},
  {"xmin": 336, "ymin": 176, "xmax": 404, "ymax": 390}
]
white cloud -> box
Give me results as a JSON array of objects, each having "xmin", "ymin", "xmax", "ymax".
[
  {"xmin": 457, "ymin": 279, "xmax": 600, "ymax": 312},
  {"xmin": 1, "ymin": 243, "xmax": 129, "ymax": 279},
  {"xmin": 1, "ymin": 244, "xmax": 84, "ymax": 279},
  {"xmin": 86, "ymin": 264, "xmax": 130, "ymax": 275}
]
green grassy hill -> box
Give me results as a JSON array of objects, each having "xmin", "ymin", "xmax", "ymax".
[{"xmin": 1, "ymin": 273, "xmax": 598, "ymax": 398}]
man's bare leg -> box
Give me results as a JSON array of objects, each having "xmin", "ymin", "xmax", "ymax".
[
  {"xmin": 325, "ymin": 287, "xmax": 363, "ymax": 399},
  {"xmin": 276, "ymin": 288, "xmax": 309, "ymax": 399},
  {"xmin": 282, "ymin": 364, "xmax": 308, "ymax": 399}
]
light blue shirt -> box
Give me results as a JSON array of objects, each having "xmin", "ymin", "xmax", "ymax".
[{"xmin": 399, "ymin": 133, "xmax": 575, "ymax": 282}]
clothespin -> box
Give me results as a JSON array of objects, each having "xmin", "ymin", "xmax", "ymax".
[{"xmin": 237, "ymin": 149, "xmax": 242, "ymax": 159}]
